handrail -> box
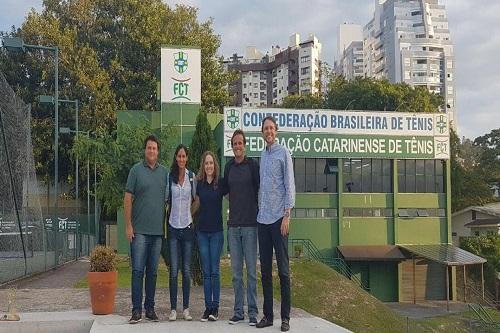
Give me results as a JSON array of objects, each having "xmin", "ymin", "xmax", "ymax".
[
  {"xmin": 464, "ymin": 279, "xmax": 499, "ymax": 304},
  {"xmin": 468, "ymin": 304, "xmax": 500, "ymax": 329},
  {"xmin": 465, "ymin": 283, "xmax": 499, "ymax": 309},
  {"xmin": 289, "ymin": 238, "xmax": 370, "ymax": 291}
]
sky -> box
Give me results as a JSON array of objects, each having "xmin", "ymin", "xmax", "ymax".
[{"xmin": 1, "ymin": 0, "xmax": 498, "ymax": 140}]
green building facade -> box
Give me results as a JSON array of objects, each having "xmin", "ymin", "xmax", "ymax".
[
  {"xmin": 115, "ymin": 47, "xmax": 485, "ymax": 304},
  {"xmin": 117, "ymin": 106, "xmax": 471, "ymax": 303}
]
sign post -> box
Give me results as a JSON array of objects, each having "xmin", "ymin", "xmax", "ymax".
[{"xmin": 160, "ymin": 47, "xmax": 201, "ymax": 143}]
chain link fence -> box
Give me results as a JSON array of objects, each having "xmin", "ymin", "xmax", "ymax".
[{"xmin": 0, "ymin": 72, "xmax": 97, "ymax": 284}]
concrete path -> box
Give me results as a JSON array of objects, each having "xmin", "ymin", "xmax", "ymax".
[
  {"xmin": 0, "ymin": 259, "xmax": 352, "ymax": 332},
  {"xmin": 0, "ymin": 258, "xmax": 89, "ymax": 289},
  {"xmin": 0, "ymin": 310, "xmax": 352, "ymax": 333}
]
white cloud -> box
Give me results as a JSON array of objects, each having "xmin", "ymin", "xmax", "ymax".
[
  {"xmin": 0, "ymin": 0, "xmax": 42, "ymax": 32},
  {"xmin": 443, "ymin": 0, "xmax": 500, "ymax": 139}
]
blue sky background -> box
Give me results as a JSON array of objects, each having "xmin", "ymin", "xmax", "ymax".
[{"xmin": 1, "ymin": 0, "xmax": 498, "ymax": 140}]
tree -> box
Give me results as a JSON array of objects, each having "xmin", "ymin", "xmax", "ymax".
[
  {"xmin": 188, "ymin": 110, "xmax": 217, "ymax": 173},
  {"xmin": 474, "ymin": 128, "xmax": 500, "ymax": 185},
  {"xmin": 186, "ymin": 109, "xmax": 217, "ymax": 285},
  {"xmin": 450, "ymin": 129, "xmax": 497, "ymax": 211},
  {"xmin": 460, "ymin": 235, "xmax": 500, "ymax": 295},
  {"xmin": 325, "ymin": 76, "xmax": 443, "ymax": 113},
  {"xmin": 71, "ymin": 123, "xmax": 176, "ymax": 215},
  {"xmin": 1, "ymin": 0, "xmax": 234, "ymax": 195},
  {"xmin": 281, "ymin": 93, "xmax": 324, "ymax": 109}
]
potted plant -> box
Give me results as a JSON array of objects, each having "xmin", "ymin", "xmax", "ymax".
[{"xmin": 88, "ymin": 245, "xmax": 118, "ymax": 315}]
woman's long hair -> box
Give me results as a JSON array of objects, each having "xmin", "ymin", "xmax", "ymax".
[
  {"xmin": 170, "ymin": 144, "xmax": 188, "ymax": 184},
  {"xmin": 197, "ymin": 151, "xmax": 219, "ymax": 186}
]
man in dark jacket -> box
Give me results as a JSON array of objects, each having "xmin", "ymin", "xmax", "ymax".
[{"xmin": 223, "ymin": 129, "xmax": 260, "ymax": 326}]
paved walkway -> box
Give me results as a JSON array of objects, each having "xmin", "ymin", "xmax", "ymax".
[
  {"xmin": 0, "ymin": 310, "xmax": 351, "ymax": 333},
  {"xmin": 1, "ymin": 258, "xmax": 89, "ymax": 289},
  {"xmin": 0, "ymin": 259, "xmax": 352, "ymax": 332}
]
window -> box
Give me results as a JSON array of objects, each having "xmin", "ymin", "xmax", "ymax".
[
  {"xmin": 398, "ymin": 160, "xmax": 445, "ymax": 193},
  {"xmin": 411, "ymin": 11, "xmax": 422, "ymax": 16},
  {"xmin": 343, "ymin": 159, "xmax": 392, "ymax": 193},
  {"xmin": 291, "ymin": 208, "xmax": 337, "ymax": 219},
  {"xmin": 301, "ymin": 67, "xmax": 310, "ymax": 75},
  {"xmin": 344, "ymin": 208, "xmax": 393, "ymax": 217},
  {"xmin": 294, "ymin": 158, "xmax": 338, "ymax": 193},
  {"xmin": 398, "ymin": 208, "xmax": 445, "ymax": 217},
  {"xmin": 300, "ymin": 55, "xmax": 310, "ymax": 63}
]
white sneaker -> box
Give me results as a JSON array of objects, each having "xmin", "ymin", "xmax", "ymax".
[
  {"xmin": 183, "ymin": 308, "xmax": 192, "ymax": 321},
  {"xmin": 168, "ymin": 309, "xmax": 177, "ymax": 321}
]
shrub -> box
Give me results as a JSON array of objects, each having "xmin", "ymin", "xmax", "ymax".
[{"xmin": 89, "ymin": 245, "xmax": 117, "ymax": 272}]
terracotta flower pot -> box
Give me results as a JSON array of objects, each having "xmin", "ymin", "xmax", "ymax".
[{"xmin": 88, "ymin": 271, "xmax": 118, "ymax": 315}]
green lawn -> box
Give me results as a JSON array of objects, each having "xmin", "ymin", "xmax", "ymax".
[
  {"xmin": 74, "ymin": 257, "xmax": 234, "ymax": 288},
  {"xmin": 76, "ymin": 257, "xmax": 500, "ymax": 333}
]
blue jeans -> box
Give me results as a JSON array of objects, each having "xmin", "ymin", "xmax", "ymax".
[
  {"xmin": 228, "ymin": 226, "xmax": 258, "ymax": 319},
  {"xmin": 168, "ymin": 225, "xmax": 193, "ymax": 310},
  {"xmin": 197, "ymin": 231, "xmax": 224, "ymax": 310},
  {"xmin": 130, "ymin": 233, "xmax": 162, "ymax": 313}
]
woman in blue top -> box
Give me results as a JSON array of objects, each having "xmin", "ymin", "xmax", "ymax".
[
  {"xmin": 196, "ymin": 151, "xmax": 225, "ymax": 322},
  {"xmin": 167, "ymin": 144, "xmax": 197, "ymax": 321}
]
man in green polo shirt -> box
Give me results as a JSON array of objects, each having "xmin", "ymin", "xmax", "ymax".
[{"xmin": 124, "ymin": 134, "xmax": 168, "ymax": 324}]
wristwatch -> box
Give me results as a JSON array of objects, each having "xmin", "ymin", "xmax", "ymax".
[{"xmin": 284, "ymin": 211, "xmax": 290, "ymax": 218}]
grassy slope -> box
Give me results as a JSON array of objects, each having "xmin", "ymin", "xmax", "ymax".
[
  {"xmin": 75, "ymin": 258, "xmax": 499, "ymax": 333},
  {"xmin": 285, "ymin": 260, "xmax": 407, "ymax": 333}
]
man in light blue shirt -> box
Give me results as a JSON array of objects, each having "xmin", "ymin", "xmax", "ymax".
[{"xmin": 256, "ymin": 116, "xmax": 295, "ymax": 332}]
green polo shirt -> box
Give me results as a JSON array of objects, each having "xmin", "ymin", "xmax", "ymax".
[{"xmin": 125, "ymin": 161, "xmax": 168, "ymax": 235}]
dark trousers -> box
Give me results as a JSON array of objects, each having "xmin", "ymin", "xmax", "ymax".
[{"xmin": 258, "ymin": 218, "xmax": 290, "ymax": 321}]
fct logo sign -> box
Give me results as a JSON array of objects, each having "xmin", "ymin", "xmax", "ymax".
[
  {"xmin": 226, "ymin": 108, "xmax": 240, "ymax": 129},
  {"xmin": 436, "ymin": 115, "xmax": 447, "ymax": 134},
  {"xmin": 161, "ymin": 48, "xmax": 201, "ymax": 104},
  {"xmin": 174, "ymin": 51, "xmax": 188, "ymax": 74},
  {"xmin": 433, "ymin": 113, "xmax": 449, "ymax": 136}
]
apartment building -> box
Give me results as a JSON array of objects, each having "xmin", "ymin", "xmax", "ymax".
[
  {"xmin": 338, "ymin": 0, "xmax": 456, "ymax": 124},
  {"xmin": 335, "ymin": 23, "xmax": 365, "ymax": 80},
  {"xmin": 224, "ymin": 34, "xmax": 322, "ymax": 107}
]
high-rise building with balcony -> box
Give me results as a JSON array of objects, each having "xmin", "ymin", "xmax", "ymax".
[
  {"xmin": 335, "ymin": 23, "xmax": 365, "ymax": 80},
  {"xmin": 338, "ymin": 0, "xmax": 456, "ymax": 125}
]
